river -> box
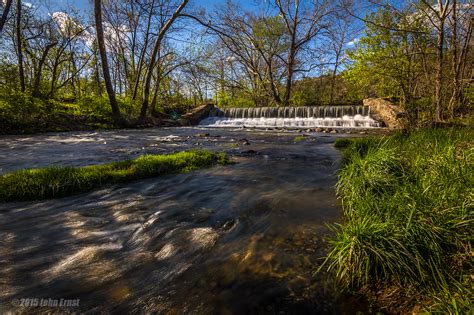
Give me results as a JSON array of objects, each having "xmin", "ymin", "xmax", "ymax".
[{"xmin": 0, "ymin": 127, "xmax": 370, "ymax": 313}]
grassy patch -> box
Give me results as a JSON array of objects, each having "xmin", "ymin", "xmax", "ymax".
[
  {"xmin": 293, "ymin": 135, "xmax": 309, "ymax": 142},
  {"xmin": 324, "ymin": 128, "xmax": 473, "ymax": 312},
  {"xmin": 333, "ymin": 138, "xmax": 354, "ymax": 148},
  {"xmin": 0, "ymin": 150, "xmax": 230, "ymax": 202}
]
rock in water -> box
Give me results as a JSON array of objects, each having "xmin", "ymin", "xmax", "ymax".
[
  {"xmin": 180, "ymin": 104, "xmax": 214, "ymax": 126},
  {"xmin": 239, "ymin": 138, "xmax": 251, "ymax": 145},
  {"xmin": 195, "ymin": 133, "xmax": 210, "ymax": 138}
]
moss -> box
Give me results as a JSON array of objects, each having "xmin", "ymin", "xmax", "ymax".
[{"xmin": 0, "ymin": 150, "xmax": 230, "ymax": 202}]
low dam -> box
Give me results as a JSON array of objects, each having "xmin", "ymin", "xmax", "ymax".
[{"xmin": 199, "ymin": 106, "xmax": 380, "ymax": 128}]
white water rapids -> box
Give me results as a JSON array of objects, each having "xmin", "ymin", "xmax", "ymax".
[{"xmin": 199, "ymin": 106, "xmax": 380, "ymax": 128}]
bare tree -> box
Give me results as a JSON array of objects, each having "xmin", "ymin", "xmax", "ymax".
[
  {"xmin": 132, "ymin": 0, "xmax": 156, "ymax": 100},
  {"xmin": 94, "ymin": 0, "xmax": 122, "ymax": 123},
  {"xmin": 327, "ymin": 14, "xmax": 352, "ymax": 104},
  {"xmin": 448, "ymin": 0, "xmax": 473, "ymax": 117},
  {"xmin": 31, "ymin": 41, "xmax": 57, "ymax": 97},
  {"xmin": 182, "ymin": 3, "xmax": 288, "ymax": 106},
  {"xmin": 275, "ymin": 0, "xmax": 332, "ymax": 105},
  {"xmin": 0, "ymin": 0, "xmax": 13, "ymax": 33},
  {"xmin": 419, "ymin": 0, "xmax": 451, "ymax": 121},
  {"xmin": 16, "ymin": 0, "xmax": 25, "ymax": 92},
  {"xmin": 139, "ymin": 0, "xmax": 189, "ymax": 121}
]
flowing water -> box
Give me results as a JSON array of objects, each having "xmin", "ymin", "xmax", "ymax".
[
  {"xmin": 200, "ymin": 106, "xmax": 380, "ymax": 128},
  {"xmin": 0, "ymin": 127, "xmax": 371, "ymax": 313}
]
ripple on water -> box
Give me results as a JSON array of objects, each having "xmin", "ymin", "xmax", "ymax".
[{"xmin": 0, "ymin": 127, "xmax": 351, "ymax": 312}]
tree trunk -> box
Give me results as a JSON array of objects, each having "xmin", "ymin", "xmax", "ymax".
[
  {"xmin": 132, "ymin": 0, "xmax": 155, "ymax": 101},
  {"xmin": 267, "ymin": 59, "xmax": 282, "ymax": 105},
  {"xmin": 435, "ymin": 19, "xmax": 445, "ymax": 121},
  {"xmin": 139, "ymin": 0, "xmax": 189, "ymax": 121},
  {"xmin": 32, "ymin": 42, "xmax": 56, "ymax": 97},
  {"xmin": 94, "ymin": 0, "xmax": 122, "ymax": 124},
  {"xmin": 16, "ymin": 0, "xmax": 25, "ymax": 92},
  {"xmin": 0, "ymin": 0, "xmax": 13, "ymax": 33},
  {"xmin": 150, "ymin": 50, "xmax": 162, "ymax": 116},
  {"xmin": 448, "ymin": 0, "xmax": 458, "ymax": 119},
  {"xmin": 92, "ymin": 44, "xmax": 102, "ymax": 96},
  {"xmin": 49, "ymin": 53, "xmax": 61, "ymax": 97},
  {"xmin": 150, "ymin": 77, "xmax": 161, "ymax": 116},
  {"xmin": 329, "ymin": 49, "xmax": 341, "ymax": 105},
  {"xmin": 283, "ymin": 41, "xmax": 296, "ymax": 106}
]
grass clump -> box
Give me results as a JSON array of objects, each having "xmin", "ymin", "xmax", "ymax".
[
  {"xmin": 0, "ymin": 150, "xmax": 230, "ymax": 202},
  {"xmin": 324, "ymin": 128, "xmax": 473, "ymax": 312},
  {"xmin": 333, "ymin": 138, "xmax": 354, "ymax": 148},
  {"xmin": 293, "ymin": 135, "xmax": 309, "ymax": 142}
]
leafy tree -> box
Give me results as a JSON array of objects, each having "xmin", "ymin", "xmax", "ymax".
[{"xmin": 345, "ymin": 8, "xmax": 428, "ymax": 105}]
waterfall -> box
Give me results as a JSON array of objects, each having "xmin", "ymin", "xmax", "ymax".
[{"xmin": 199, "ymin": 106, "xmax": 380, "ymax": 128}]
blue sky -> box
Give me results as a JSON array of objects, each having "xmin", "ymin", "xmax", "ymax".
[
  {"xmin": 40, "ymin": 0, "xmax": 265, "ymax": 13},
  {"xmin": 28, "ymin": 0, "xmax": 408, "ymax": 17}
]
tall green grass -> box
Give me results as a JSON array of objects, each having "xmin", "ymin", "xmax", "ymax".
[
  {"xmin": 324, "ymin": 128, "xmax": 473, "ymax": 313},
  {"xmin": 0, "ymin": 150, "xmax": 229, "ymax": 202}
]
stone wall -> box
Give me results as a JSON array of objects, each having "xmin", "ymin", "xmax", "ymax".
[
  {"xmin": 180, "ymin": 103, "xmax": 214, "ymax": 126},
  {"xmin": 363, "ymin": 98, "xmax": 407, "ymax": 129}
]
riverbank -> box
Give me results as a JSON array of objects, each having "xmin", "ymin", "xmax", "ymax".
[
  {"xmin": 325, "ymin": 127, "xmax": 473, "ymax": 313},
  {"xmin": 0, "ymin": 93, "xmax": 185, "ymax": 135}
]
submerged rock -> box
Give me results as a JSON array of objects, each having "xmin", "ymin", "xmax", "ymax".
[
  {"xmin": 188, "ymin": 227, "xmax": 218, "ymax": 250},
  {"xmin": 239, "ymin": 138, "xmax": 251, "ymax": 145},
  {"xmin": 241, "ymin": 149, "xmax": 257, "ymax": 155},
  {"xmin": 195, "ymin": 133, "xmax": 210, "ymax": 138}
]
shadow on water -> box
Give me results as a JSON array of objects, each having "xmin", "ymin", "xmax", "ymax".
[{"xmin": 0, "ymin": 127, "xmax": 371, "ymax": 313}]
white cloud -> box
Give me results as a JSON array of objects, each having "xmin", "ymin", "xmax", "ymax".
[
  {"xmin": 51, "ymin": 11, "xmax": 94, "ymax": 47},
  {"xmin": 347, "ymin": 38, "xmax": 360, "ymax": 46}
]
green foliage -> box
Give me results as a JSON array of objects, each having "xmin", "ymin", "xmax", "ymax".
[
  {"xmin": 290, "ymin": 75, "xmax": 357, "ymax": 106},
  {"xmin": 0, "ymin": 150, "xmax": 230, "ymax": 202},
  {"xmin": 289, "ymin": 90, "xmax": 307, "ymax": 106},
  {"xmin": 218, "ymin": 91, "xmax": 255, "ymax": 108},
  {"xmin": 71, "ymin": 96, "xmax": 112, "ymax": 119},
  {"xmin": 75, "ymin": 96, "xmax": 141, "ymax": 119},
  {"xmin": 252, "ymin": 15, "xmax": 289, "ymax": 54},
  {"xmin": 0, "ymin": 90, "xmax": 146, "ymax": 134},
  {"xmin": 344, "ymin": 8, "xmax": 429, "ymax": 105},
  {"xmin": 0, "ymin": 89, "xmax": 48, "ymax": 132},
  {"xmin": 324, "ymin": 128, "xmax": 473, "ymax": 312}
]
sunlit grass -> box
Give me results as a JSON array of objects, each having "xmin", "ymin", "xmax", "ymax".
[
  {"xmin": 323, "ymin": 128, "xmax": 473, "ymax": 313},
  {"xmin": 293, "ymin": 135, "xmax": 309, "ymax": 142},
  {"xmin": 0, "ymin": 150, "xmax": 230, "ymax": 202}
]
